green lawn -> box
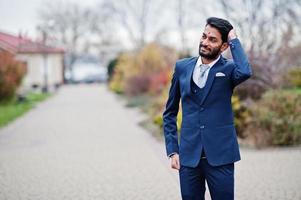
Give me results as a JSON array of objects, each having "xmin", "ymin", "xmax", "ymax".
[
  {"xmin": 292, "ymin": 87, "xmax": 301, "ymax": 94},
  {"xmin": 0, "ymin": 93, "xmax": 51, "ymax": 128}
]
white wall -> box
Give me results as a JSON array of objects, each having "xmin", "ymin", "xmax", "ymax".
[{"xmin": 16, "ymin": 53, "xmax": 64, "ymax": 91}]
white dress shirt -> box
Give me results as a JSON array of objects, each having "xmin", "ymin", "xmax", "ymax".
[{"xmin": 193, "ymin": 55, "xmax": 221, "ymax": 88}]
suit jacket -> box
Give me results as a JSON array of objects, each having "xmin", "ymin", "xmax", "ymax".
[{"xmin": 163, "ymin": 38, "xmax": 252, "ymax": 167}]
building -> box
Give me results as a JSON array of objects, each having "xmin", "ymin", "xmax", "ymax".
[{"xmin": 0, "ymin": 31, "xmax": 65, "ymax": 92}]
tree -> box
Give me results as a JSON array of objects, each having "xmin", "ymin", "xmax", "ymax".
[
  {"xmin": 174, "ymin": 0, "xmax": 210, "ymax": 55},
  {"xmin": 37, "ymin": 1, "xmax": 118, "ymax": 65},
  {"xmin": 216, "ymin": 0, "xmax": 301, "ymax": 98},
  {"xmin": 99, "ymin": 0, "xmax": 167, "ymax": 49}
]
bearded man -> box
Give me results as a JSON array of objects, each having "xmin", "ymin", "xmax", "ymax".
[{"xmin": 163, "ymin": 17, "xmax": 252, "ymax": 200}]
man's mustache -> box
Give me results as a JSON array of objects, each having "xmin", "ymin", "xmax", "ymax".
[{"xmin": 199, "ymin": 43, "xmax": 210, "ymax": 50}]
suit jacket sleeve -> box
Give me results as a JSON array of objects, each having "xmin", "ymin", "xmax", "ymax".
[
  {"xmin": 229, "ymin": 38, "xmax": 253, "ymax": 87},
  {"xmin": 163, "ymin": 62, "xmax": 181, "ymax": 156}
]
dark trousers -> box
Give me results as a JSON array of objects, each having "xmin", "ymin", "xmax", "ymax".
[{"xmin": 179, "ymin": 158, "xmax": 234, "ymax": 200}]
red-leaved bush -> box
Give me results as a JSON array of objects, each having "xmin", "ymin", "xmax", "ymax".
[{"xmin": 0, "ymin": 51, "xmax": 26, "ymax": 101}]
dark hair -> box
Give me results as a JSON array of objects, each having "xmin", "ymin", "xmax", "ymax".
[{"xmin": 206, "ymin": 17, "xmax": 233, "ymax": 43}]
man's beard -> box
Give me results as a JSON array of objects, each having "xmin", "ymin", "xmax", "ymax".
[{"xmin": 199, "ymin": 43, "xmax": 222, "ymax": 60}]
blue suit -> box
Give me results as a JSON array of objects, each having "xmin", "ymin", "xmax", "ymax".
[{"xmin": 163, "ymin": 38, "xmax": 252, "ymax": 200}]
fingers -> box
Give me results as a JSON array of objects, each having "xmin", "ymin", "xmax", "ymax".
[
  {"xmin": 171, "ymin": 154, "xmax": 180, "ymax": 170},
  {"xmin": 228, "ymin": 29, "xmax": 237, "ymax": 41}
]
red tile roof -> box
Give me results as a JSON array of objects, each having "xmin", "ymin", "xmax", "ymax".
[{"xmin": 0, "ymin": 31, "xmax": 65, "ymax": 54}]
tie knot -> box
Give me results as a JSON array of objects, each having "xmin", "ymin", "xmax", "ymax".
[
  {"xmin": 199, "ymin": 64, "xmax": 210, "ymax": 77},
  {"xmin": 200, "ymin": 64, "xmax": 210, "ymax": 70}
]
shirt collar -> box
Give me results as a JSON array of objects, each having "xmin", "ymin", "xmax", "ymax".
[{"xmin": 196, "ymin": 55, "xmax": 221, "ymax": 68}]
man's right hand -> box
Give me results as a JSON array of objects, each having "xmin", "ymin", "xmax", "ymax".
[
  {"xmin": 228, "ymin": 29, "xmax": 237, "ymax": 41},
  {"xmin": 170, "ymin": 153, "xmax": 180, "ymax": 170}
]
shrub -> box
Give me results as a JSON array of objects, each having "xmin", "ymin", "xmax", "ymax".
[
  {"xmin": 149, "ymin": 70, "xmax": 171, "ymax": 96},
  {"xmin": 246, "ymin": 89, "xmax": 301, "ymax": 147},
  {"xmin": 107, "ymin": 57, "xmax": 118, "ymax": 81},
  {"xmin": 109, "ymin": 43, "xmax": 177, "ymax": 96},
  {"xmin": 0, "ymin": 51, "xmax": 26, "ymax": 102},
  {"xmin": 125, "ymin": 74, "xmax": 151, "ymax": 96},
  {"xmin": 232, "ymin": 95, "xmax": 252, "ymax": 138},
  {"xmin": 286, "ymin": 68, "xmax": 301, "ymax": 88},
  {"xmin": 109, "ymin": 53, "xmax": 129, "ymax": 94}
]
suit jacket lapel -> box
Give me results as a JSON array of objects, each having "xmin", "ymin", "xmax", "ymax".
[{"xmin": 185, "ymin": 57, "xmax": 198, "ymax": 95}]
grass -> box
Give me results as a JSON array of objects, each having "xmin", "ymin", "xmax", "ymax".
[
  {"xmin": 125, "ymin": 94, "xmax": 153, "ymax": 112},
  {"xmin": 291, "ymin": 87, "xmax": 301, "ymax": 94},
  {"xmin": 0, "ymin": 92, "xmax": 51, "ymax": 128}
]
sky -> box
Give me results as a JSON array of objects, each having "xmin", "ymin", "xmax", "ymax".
[
  {"xmin": 0, "ymin": 0, "xmax": 100, "ymax": 38},
  {"xmin": 0, "ymin": 0, "xmax": 212, "ymax": 53}
]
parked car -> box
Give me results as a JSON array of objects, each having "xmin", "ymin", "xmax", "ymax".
[{"xmin": 71, "ymin": 60, "xmax": 108, "ymax": 83}]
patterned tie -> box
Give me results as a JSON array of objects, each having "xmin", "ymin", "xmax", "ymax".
[{"xmin": 198, "ymin": 64, "xmax": 210, "ymax": 88}]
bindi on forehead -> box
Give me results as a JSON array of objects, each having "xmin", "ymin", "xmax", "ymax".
[
  {"xmin": 204, "ymin": 25, "xmax": 221, "ymax": 38},
  {"xmin": 204, "ymin": 31, "xmax": 216, "ymax": 38}
]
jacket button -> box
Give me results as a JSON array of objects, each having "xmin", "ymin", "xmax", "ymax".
[{"xmin": 200, "ymin": 125, "xmax": 205, "ymax": 129}]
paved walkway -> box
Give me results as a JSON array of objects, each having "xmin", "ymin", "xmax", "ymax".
[
  {"xmin": 0, "ymin": 84, "xmax": 300, "ymax": 200},
  {"xmin": 0, "ymin": 85, "xmax": 180, "ymax": 200}
]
